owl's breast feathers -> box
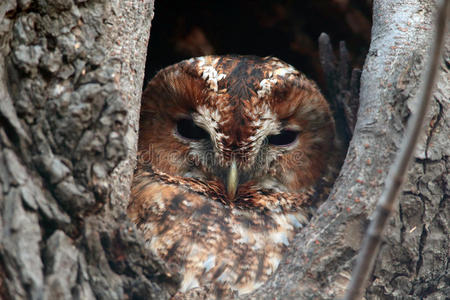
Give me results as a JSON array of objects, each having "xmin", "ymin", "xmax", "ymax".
[{"xmin": 129, "ymin": 164, "xmax": 313, "ymax": 295}]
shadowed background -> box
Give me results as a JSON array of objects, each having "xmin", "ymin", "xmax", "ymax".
[{"xmin": 144, "ymin": 0, "xmax": 372, "ymax": 88}]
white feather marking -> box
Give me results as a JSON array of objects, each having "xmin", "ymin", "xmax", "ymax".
[
  {"xmin": 287, "ymin": 213, "xmax": 304, "ymax": 228},
  {"xmin": 241, "ymin": 103, "xmax": 279, "ymax": 158},
  {"xmin": 203, "ymin": 254, "xmax": 216, "ymax": 272},
  {"xmin": 266, "ymin": 254, "xmax": 281, "ymax": 273},
  {"xmin": 148, "ymin": 236, "xmax": 159, "ymax": 251},
  {"xmin": 180, "ymin": 274, "xmax": 200, "ymax": 292},
  {"xmin": 273, "ymin": 214, "xmax": 294, "ymax": 232},
  {"xmin": 232, "ymin": 224, "xmax": 251, "ymax": 244},
  {"xmin": 192, "ymin": 56, "xmax": 206, "ymax": 66},
  {"xmin": 273, "ymin": 65, "xmax": 297, "ymax": 77},
  {"xmin": 256, "ymin": 61, "xmax": 297, "ymax": 98},
  {"xmin": 270, "ymin": 231, "xmax": 289, "ymax": 246},
  {"xmin": 187, "ymin": 243, "xmax": 201, "ymax": 257},
  {"xmin": 257, "ymin": 77, "xmax": 278, "ymax": 98},
  {"xmin": 182, "ymin": 199, "xmax": 192, "ymax": 207},
  {"xmin": 151, "ymin": 190, "xmax": 166, "ymax": 212},
  {"xmin": 199, "ymin": 65, "xmax": 226, "ymax": 92},
  {"xmin": 193, "ymin": 106, "xmax": 230, "ymax": 151},
  {"xmin": 251, "ymin": 237, "xmax": 264, "ymax": 250},
  {"xmin": 249, "ymin": 104, "xmax": 278, "ymax": 136},
  {"xmin": 217, "ymin": 270, "xmax": 232, "ymax": 283},
  {"xmin": 195, "ymin": 106, "xmax": 220, "ymax": 128}
]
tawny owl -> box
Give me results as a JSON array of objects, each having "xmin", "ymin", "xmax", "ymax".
[{"xmin": 128, "ymin": 55, "xmax": 335, "ymax": 297}]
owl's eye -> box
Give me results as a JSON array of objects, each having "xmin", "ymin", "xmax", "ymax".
[
  {"xmin": 176, "ymin": 118, "xmax": 210, "ymax": 140},
  {"xmin": 267, "ymin": 129, "xmax": 299, "ymax": 146}
]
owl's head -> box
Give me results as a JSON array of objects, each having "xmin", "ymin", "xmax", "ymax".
[{"xmin": 139, "ymin": 55, "xmax": 334, "ymax": 200}]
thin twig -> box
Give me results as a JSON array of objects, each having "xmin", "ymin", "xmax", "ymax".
[{"xmin": 344, "ymin": 1, "xmax": 450, "ymax": 299}]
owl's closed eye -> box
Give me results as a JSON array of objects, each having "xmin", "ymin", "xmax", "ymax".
[{"xmin": 129, "ymin": 55, "xmax": 335, "ymax": 296}]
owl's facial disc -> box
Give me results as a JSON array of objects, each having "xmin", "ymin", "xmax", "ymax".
[
  {"xmin": 139, "ymin": 55, "xmax": 335, "ymax": 200},
  {"xmin": 174, "ymin": 111, "xmax": 292, "ymax": 198},
  {"xmin": 173, "ymin": 112, "xmax": 262, "ymax": 198}
]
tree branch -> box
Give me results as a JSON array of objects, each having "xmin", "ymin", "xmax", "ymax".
[
  {"xmin": 344, "ymin": 1, "xmax": 450, "ymax": 299},
  {"xmin": 319, "ymin": 33, "xmax": 360, "ymax": 139}
]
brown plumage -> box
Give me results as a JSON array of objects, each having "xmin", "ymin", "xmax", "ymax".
[{"xmin": 129, "ymin": 55, "xmax": 335, "ymax": 296}]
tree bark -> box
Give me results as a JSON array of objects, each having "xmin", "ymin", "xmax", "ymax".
[
  {"xmin": 0, "ymin": 1, "xmax": 448, "ymax": 300},
  {"xmin": 249, "ymin": 0, "xmax": 449, "ymax": 299},
  {"xmin": 0, "ymin": 1, "xmax": 178, "ymax": 299}
]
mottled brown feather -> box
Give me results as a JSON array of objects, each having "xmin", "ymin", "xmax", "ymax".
[{"xmin": 129, "ymin": 55, "xmax": 335, "ymax": 296}]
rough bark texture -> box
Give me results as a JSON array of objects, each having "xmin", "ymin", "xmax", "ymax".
[
  {"xmin": 0, "ymin": 1, "xmax": 178, "ymax": 299},
  {"xmin": 0, "ymin": 0, "xmax": 448, "ymax": 300},
  {"xmin": 248, "ymin": 0, "xmax": 449, "ymax": 299}
]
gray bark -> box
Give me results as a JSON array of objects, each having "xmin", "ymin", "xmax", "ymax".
[
  {"xmin": 0, "ymin": 0, "xmax": 178, "ymax": 299},
  {"xmin": 249, "ymin": 0, "xmax": 449, "ymax": 299},
  {"xmin": 0, "ymin": 0, "xmax": 448, "ymax": 300}
]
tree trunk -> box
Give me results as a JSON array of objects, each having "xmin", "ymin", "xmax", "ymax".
[
  {"xmin": 249, "ymin": 0, "xmax": 449, "ymax": 299},
  {"xmin": 0, "ymin": 1, "xmax": 178, "ymax": 299},
  {"xmin": 0, "ymin": 1, "xmax": 447, "ymax": 300}
]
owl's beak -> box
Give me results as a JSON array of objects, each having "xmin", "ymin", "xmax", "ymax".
[{"xmin": 226, "ymin": 160, "xmax": 239, "ymax": 200}]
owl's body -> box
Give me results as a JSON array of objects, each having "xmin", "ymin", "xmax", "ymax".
[{"xmin": 129, "ymin": 55, "xmax": 335, "ymax": 296}]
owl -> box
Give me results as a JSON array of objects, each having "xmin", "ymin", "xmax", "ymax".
[{"xmin": 128, "ymin": 55, "xmax": 335, "ymax": 297}]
